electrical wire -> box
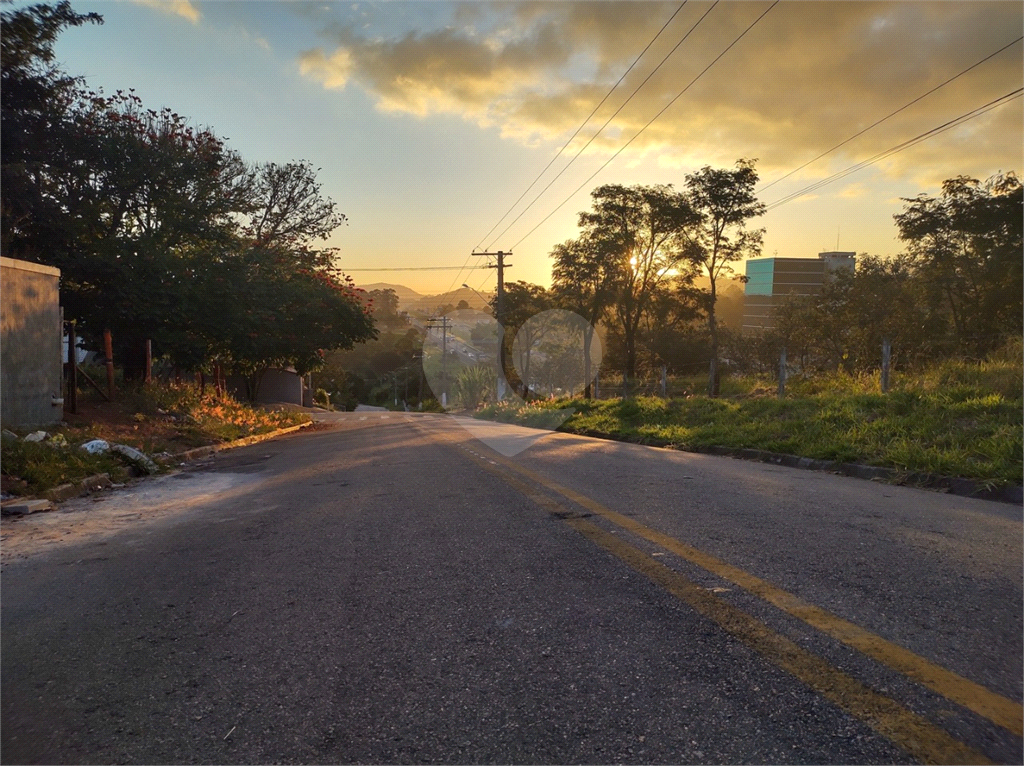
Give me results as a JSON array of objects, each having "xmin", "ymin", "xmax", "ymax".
[
  {"xmin": 758, "ymin": 35, "xmax": 1024, "ymax": 194},
  {"xmin": 473, "ymin": 1, "xmax": 690, "ymax": 251},
  {"xmin": 483, "ymin": 1, "xmax": 719, "ymax": 251},
  {"xmin": 763, "ymin": 87, "xmax": 1023, "ymax": 211},
  {"xmin": 507, "ymin": 0, "xmax": 781, "ymax": 252},
  {"xmin": 436, "ymin": 1, "xmax": 693, "ymax": 315}
]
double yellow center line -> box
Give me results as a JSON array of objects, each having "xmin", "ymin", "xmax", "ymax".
[{"xmin": 424, "ymin": 422, "xmax": 1022, "ymax": 764}]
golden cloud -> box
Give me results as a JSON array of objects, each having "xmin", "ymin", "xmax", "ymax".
[
  {"xmin": 130, "ymin": 0, "xmax": 201, "ymax": 24},
  {"xmin": 298, "ymin": 1, "xmax": 1023, "ymax": 182}
]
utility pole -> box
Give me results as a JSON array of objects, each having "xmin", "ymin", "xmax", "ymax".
[
  {"xmin": 426, "ymin": 315, "xmax": 452, "ymax": 407},
  {"xmin": 472, "ymin": 250, "xmax": 511, "ymax": 399}
]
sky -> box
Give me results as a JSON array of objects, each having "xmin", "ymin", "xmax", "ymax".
[{"xmin": 47, "ymin": 0, "xmax": 1023, "ymax": 297}]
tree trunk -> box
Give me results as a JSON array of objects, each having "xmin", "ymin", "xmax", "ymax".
[
  {"xmin": 582, "ymin": 324, "xmax": 594, "ymax": 399},
  {"xmin": 707, "ymin": 277, "xmax": 720, "ymax": 397}
]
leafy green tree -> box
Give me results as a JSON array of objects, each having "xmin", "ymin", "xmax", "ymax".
[
  {"xmin": 550, "ymin": 235, "xmax": 618, "ymax": 398},
  {"xmin": 894, "ymin": 172, "xmax": 1022, "ymax": 357},
  {"xmin": 497, "ymin": 281, "xmax": 553, "ymax": 397},
  {"xmin": 682, "ymin": 159, "xmax": 766, "ymax": 395},
  {"xmin": 1, "ymin": 1, "xmax": 102, "ymax": 258},
  {"xmin": 562, "ymin": 184, "xmax": 699, "ymax": 385}
]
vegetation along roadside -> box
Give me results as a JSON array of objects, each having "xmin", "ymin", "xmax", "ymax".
[
  {"xmin": 475, "ymin": 350, "xmax": 1023, "ymax": 490},
  {"xmin": 1, "ymin": 384, "xmax": 311, "ymax": 499}
]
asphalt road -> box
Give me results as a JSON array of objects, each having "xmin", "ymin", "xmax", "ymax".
[{"xmin": 2, "ymin": 412, "xmax": 1021, "ymax": 764}]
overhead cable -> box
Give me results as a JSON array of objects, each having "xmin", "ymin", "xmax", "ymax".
[
  {"xmin": 763, "ymin": 88, "xmax": 1023, "ymax": 211},
  {"xmin": 483, "ymin": 1, "xmax": 719, "ymax": 251},
  {"xmin": 758, "ymin": 35, "xmax": 1024, "ymax": 193},
  {"xmin": 508, "ymin": 0, "xmax": 781, "ymax": 251},
  {"xmin": 473, "ymin": 1, "xmax": 690, "ymax": 251}
]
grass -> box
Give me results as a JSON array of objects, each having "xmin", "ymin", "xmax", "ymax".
[
  {"xmin": 475, "ymin": 355, "xmax": 1023, "ymax": 487},
  {"xmin": 2, "ymin": 383, "xmax": 312, "ymax": 497}
]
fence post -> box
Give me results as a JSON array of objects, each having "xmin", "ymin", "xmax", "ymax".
[
  {"xmin": 778, "ymin": 346, "xmax": 787, "ymax": 399},
  {"xmin": 144, "ymin": 339, "xmax": 152, "ymax": 384},
  {"xmin": 66, "ymin": 321, "xmax": 78, "ymax": 414},
  {"xmin": 661, "ymin": 365, "xmax": 667, "ymax": 398},
  {"xmin": 103, "ymin": 329, "xmax": 115, "ymax": 400},
  {"xmin": 881, "ymin": 337, "xmax": 891, "ymax": 393},
  {"xmin": 594, "ymin": 370, "xmax": 600, "ymax": 400}
]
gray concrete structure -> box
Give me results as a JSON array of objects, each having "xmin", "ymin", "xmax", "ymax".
[
  {"xmin": 1, "ymin": 257, "xmax": 63, "ymax": 428},
  {"xmin": 227, "ymin": 367, "xmax": 305, "ymax": 405}
]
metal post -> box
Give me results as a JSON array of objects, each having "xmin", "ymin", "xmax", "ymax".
[{"xmin": 661, "ymin": 365, "xmax": 667, "ymax": 398}]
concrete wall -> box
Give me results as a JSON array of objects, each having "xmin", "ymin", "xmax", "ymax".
[
  {"xmin": 1, "ymin": 257, "xmax": 63, "ymax": 428},
  {"xmin": 226, "ymin": 368, "xmax": 305, "ymax": 405}
]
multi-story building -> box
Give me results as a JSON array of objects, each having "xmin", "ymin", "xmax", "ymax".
[{"xmin": 742, "ymin": 251, "xmax": 855, "ymax": 331}]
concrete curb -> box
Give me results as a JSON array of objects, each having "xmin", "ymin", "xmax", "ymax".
[
  {"xmin": 566, "ymin": 427, "xmax": 1022, "ymax": 505},
  {"xmin": 167, "ymin": 421, "xmax": 313, "ymax": 464}
]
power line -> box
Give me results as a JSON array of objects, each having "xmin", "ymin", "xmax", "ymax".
[
  {"xmin": 483, "ymin": 1, "xmax": 720, "ymax": 252},
  {"xmin": 508, "ymin": 0, "xmax": 781, "ymax": 252},
  {"xmin": 763, "ymin": 87, "xmax": 1023, "ymax": 211},
  {"xmin": 758, "ymin": 35, "xmax": 1024, "ymax": 194},
  {"xmin": 473, "ymin": 1, "xmax": 690, "ymax": 251},
  {"xmin": 438, "ymin": 1, "xmax": 693, "ymax": 316},
  {"xmin": 340, "ymin": 265, "xmax": 490, "ymax": 272}
]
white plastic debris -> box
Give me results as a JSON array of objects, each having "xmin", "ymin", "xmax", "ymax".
[
  {"xmin": 111, "ymin": 444, "xmax": 159, "ymax": 475},
  {"xmin": 24, "ymin": 431, "xmax": 48, "ymax": 442},
  {"xmin": 79, "ymin": 439, "xmax": 111, "ymax": 454}
]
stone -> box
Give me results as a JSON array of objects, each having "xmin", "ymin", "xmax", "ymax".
[
  {"xmin": 1, "ymin": 499, "xmax": 53, "ymax": 516},
  {"xmin": 111, "ymin": 444, "xmax": 159, "ymax": 475}
]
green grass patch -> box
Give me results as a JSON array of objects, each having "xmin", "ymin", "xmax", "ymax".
[
  {"xmin": 1, "ymin": 438, "xmax": 131, "ymax": 497},
  {"xmin": 475, "ymin": 368, "xmax": 1023, "ymax": 487}
]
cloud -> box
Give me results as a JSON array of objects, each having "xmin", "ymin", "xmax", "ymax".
[
  {"xmin": 297, "ymin": 1, "xmax": 1023, "ymax": 185},
  {"xmin": 130, "ymin": 0, "xmax": 201, "ymax": 24}
]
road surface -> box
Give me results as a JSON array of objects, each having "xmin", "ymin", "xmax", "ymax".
[{"xmin": 2, "ymin": 412, "xmax": 1021, "ymax": 763}]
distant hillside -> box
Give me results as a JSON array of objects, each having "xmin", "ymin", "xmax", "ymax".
[
  {"xmin": 409, "ymin": 286, "xmax": 493, "ymax": 313},
  {"xmin": 359, "ymin": 282, "xmax": 425, "ymax": 309}
]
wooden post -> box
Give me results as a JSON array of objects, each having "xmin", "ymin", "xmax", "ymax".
[
  {"xmin": 881, "ymin": 337, "xmax": 891, "ymax": 393},
  {"xmin": 778, "ymin": 346, "xmax": 787, "ymax": 399},
  {"xmin": 144, "ymin": 339, "xmax": 152, "ymax": 384},
  {"xmin": 66, "ymin": 321, "xmax": 78, "ymax": 414},
  {"xmin": 103, "ymin": 329, "xmax": 115, "ymax": 400}
]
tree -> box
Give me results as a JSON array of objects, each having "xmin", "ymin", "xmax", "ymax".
[
  {"xmin": 499, "ymin": 281, "xmax": 554, "ymax": 398},
  {"xmin": 683, "ymin": 159, "xmax": 765, "ymax": 395},
  {"xmin": 894, "ymin": 172, "xmax": 1022, "ymax": 358},
  {"xmin": 567, "ymin": 184, "xmax": 699, "ymax": 385},
  {"xmin": 1, "ymin": 1, "xmax": 102, "ymax": 259}
]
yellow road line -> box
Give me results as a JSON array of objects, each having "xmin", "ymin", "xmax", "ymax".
[
  {"xmin": 484, "ymin": 454, "xmax": 1022, "ymax": 740},
  {"xmin": 448, "ymin": 443, "xmax": 992, "ymax": 764}
]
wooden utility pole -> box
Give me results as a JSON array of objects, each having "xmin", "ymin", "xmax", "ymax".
[
  {"xmin": 103, "ymin": 329, "xmax": 115, "ymax": 400},
  {"xmin": 426, "ymin": 316, "xmax": 452, "ymax": 407},
  {"xmin": 472, "ymin": 250, "xmax": 511, "ymax": 399}
]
